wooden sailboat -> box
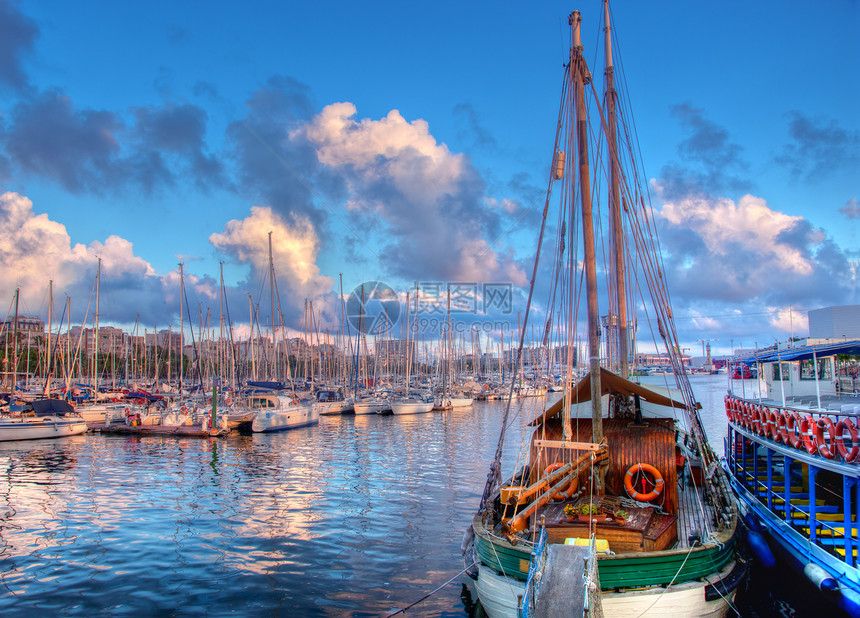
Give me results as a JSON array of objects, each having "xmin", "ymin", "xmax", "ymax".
[{"xmin": 465, "ymin": 5, "xmax": 742, "ymax": 617}]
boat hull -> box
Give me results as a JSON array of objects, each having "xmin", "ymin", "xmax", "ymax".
[
  {"xmin": 390, "ymin": 401, "xmax": 434, "ymax": 415},
  {"xmin": 251, "ymin": 405, "xmax": 318, "ymax": 432},
  {"xmin": 0, "ymin": 417, "xmax": 88, "ymax": 441},
  {"xmin": 353, "ymin": 401, "xmax": 387, "ymax": 415}
]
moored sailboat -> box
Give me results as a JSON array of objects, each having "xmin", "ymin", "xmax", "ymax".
[{"xmin": 464, "ymin": 5, "xmax": 742, "ymax": 616}]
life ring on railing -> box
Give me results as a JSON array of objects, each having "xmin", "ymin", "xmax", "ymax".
[
  {"xmin": 777, "ymin": 410, "xmax": 789, "ymax": 444},
  {"xmin": 180, "ymin": 406, "xmax": 189, "ymax": 415},
  {"xmin": 124, "ymin": 407, "xmax": 131, "ymax": 417},
  {"xmin": 543, "ymin": 463, "xmax": 579, "ymax": 500},
  {"xmin": 769, "ymin": 409, "xmax": 783, "ymax": 443},
  {"xmin": 800, "ymin": 415, "xmax": 818, "ymax": 454},
  {"xmin": 835, "ymin": 418, "xmax": 859, "ymax": 463},
  {"xmin": 815, "ymin": 417, "xmax": 837, "ymax": 460},
  {"xmin": 785, "ymin": 412, "xmax": 803, "ymax": 449},
  {"xmin": 764, "ymin": 408, "xmax": 776, "ymax": 440},
  {"xmin": 742, "ymin": 403, "xmax": 752, "ymax": 429},
  {"xmin": 753, "ymin": 406, "xmax": 765, "ymax": 436},
  {"xmin": 725, "ymin": 397, "xmax": 733, "ymax": 421},
  {"xmin": 624, "ymin": 463, "xmax": 664, "ymax": 502}
]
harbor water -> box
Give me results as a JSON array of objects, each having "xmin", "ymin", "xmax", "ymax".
[{"xmin": 0, "ymin": 375, "xmax": 832, "ymax": 616}]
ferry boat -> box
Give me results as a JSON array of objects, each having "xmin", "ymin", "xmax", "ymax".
[{"xmin": 724, "ymin": 338, "xmax": 860, "ymax": 616}]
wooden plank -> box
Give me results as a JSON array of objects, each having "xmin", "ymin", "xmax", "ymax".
[
  {"xmin": 533, "ymin": 439, "xmax": 602, "ymax": 452},
  {"xmin": 534, "ymin": 544, "xmax": 591, "ymax": 617}
]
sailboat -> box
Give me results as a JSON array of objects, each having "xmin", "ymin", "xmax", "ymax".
[{"xmin": 464, "ymin": 5, "xmax": 742, "ymax": 617}]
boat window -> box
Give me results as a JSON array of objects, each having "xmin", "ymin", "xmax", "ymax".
[
  {"xmin": 800, "ymin": 359, "xmax": 831, "ymax": 380},
  {"xmin": 772, "ymin": 363, "xmax": 790, "ymax": 381}
]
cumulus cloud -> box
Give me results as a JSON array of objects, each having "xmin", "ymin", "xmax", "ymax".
[
  {"xmin": 0, "ymin": 191, "xmax": 179, "ymax": 323},
  {"xmin": 654, "ymin": 188, "xmax": 858, "ymax": 309},
  {"xmin": 776, "ymin": 112, "xmax": 860, "ymax": 181},
  {"xmin": 0, "ymin": 0, "xmax": 38, "ymax": 93},
  {"xmin": 300, "ymin": 102, "xmax": 527, "ymax": 285},
  {"xmin": 226, "ymin": 75, "xmax": 344, "ymax": 228},
  {"xmin": 209, "ymin": 205, "xmax": 335, "ymax": 325},
  {"xmin": 3, "ymin": 89, "xmax": 223, "ymax": 195}
]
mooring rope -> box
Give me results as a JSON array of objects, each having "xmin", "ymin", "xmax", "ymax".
[{"xmin": 385, "ymin": 562, "xmax": 479, "ymax": 617}]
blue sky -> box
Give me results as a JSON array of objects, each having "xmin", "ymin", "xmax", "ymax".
[{"xmin": 0, "ymin": 0, "xmax": 857, "ymax": 356}]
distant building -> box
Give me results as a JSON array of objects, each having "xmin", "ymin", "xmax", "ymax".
[
  {"xmin": 808, "ymin": 305, "xmax": 860, "ymax": 339},
  {"xmin": 0, "ymin": 316, "xmax": 45, "ymax": 335}
]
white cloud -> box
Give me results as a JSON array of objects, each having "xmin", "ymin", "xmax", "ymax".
[
  {"xmin": 0, "ymin": 192, "xmax": 158, "ymax": 313},
  {"xmin": 658, "ymin": 191, "xmax": 814, "ymax": 276},
  {"xmin": 209, "ymin": 205, "xmax": 332, "ymax": 304}
]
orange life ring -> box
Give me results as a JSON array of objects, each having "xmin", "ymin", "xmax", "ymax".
[
  {"xmin": 777, "ymin": 410, "xmax": 790, "ymax": 444},
  {"xmin": 724, "ymin": 396, "xmax": 733, "ymax": 421},
  {"xmin": 624, "ymin": 463, "xmax": 664, "ymax": 502},
  {"xmin": 800, "ymin": 415, "xmax": 818, "ymax": 454},
  {"xmin": 835, "ymin": 418, "xmax": 859, "ymax": 463},
  {"xmin": 180, "ymin": 406, "xmax": 189, "ymax": 415},
  {"xmin": 815, "ymin": 417, "xmax": 837, "ymax": 459},
  {"xmin": 544, "ymin": 463, "xmax": 579, "ymax": 500}
]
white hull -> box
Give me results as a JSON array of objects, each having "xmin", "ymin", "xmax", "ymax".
[
  {"xmin": 448, "ymin": 397, "xmax": 473, "ymax": 408},
  {"xmin": 252, "ymin": 403, "xmax": 318, "ymax": 432},
  {"xmin": 353, "ymin": 401, "xmax": 387, "ymax": 415},
  {"xmin": 390, "ymin": 401, "xmax": 434, "ymax": 415},
  {"xmin": 317, "ymin": 400, "xmax": 354, "ymax": 415},
  {"xmin": 0, "ymin": 417, "xmax": 88, "ymax": 441},
  {"xmin": 475, "ymin": 564, "xmax": 733, "ymax": 618}
]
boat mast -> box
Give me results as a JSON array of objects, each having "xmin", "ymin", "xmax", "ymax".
[
  {"xmin": 570, "ymin": 11, "xmax": 603, "ymax": 452},
  {"xmin": 178, "ymin": 262, "xmax": 184, "ymax": 392},
  {"xmin": 604, "ymin": 0, "xmax": 628, "ymax": 379},
  {"xmin": 94, "ymin": 257, "xmax": 101, "ymax": 395}
]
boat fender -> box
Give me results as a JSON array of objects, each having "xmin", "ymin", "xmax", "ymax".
[
  {"xmin": 814, "ymin": 417, "xmax": 837, "ymax": 460},
  {"xmin": 803, "ymin": 562, "xmax": 839, "ymax": 592},
  {"xmin": 835, "ymin": 418, "xmax": 859, "ymax": 463},
  {"xmin": 747, "ymin": 530, "xmax": 775, "ymax": 568},
  {"xmin": 742, "ymin": 511, "xmax": 764, "ymax": 534}
]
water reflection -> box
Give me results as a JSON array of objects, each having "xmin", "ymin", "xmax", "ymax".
[{"xmin": 0, "ymin": 398, "xmax": 553, "ymax": 615}]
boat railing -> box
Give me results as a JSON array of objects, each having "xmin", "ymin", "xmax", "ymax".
[
  {"xmin": 518, "ymin": 526, "xmax": 547, "ymax": 617},
  {"xmin": 725, "ymin": 395, "xmax": 860, "ymax": 465}
]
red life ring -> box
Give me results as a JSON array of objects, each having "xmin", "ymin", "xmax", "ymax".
[
  {"xmin": 124, "ymin": 407, "xmax": 132, "ymax": 417},
  {"xmin": 835, "ymin": 418, "xmax": 860, "ymax": 463},
  {"xmin": 800, "ymin": 415, "xmax": 818, "ymax": 454},
  {"xmin": 777, "ymin": 410, "xmax": 790, "ymax": 444},
  {"xmin": 624, "ymin": 463, "xmax": 664, "ymax": 502},
  {"xmin": 815, "ymin": 417, "xmax": 837, "ymax": 459},
  {"xmin": 768, "ymin": 410, "xmax": 783, "ymax": 443},
  {"xmin": 544, "ymin": 463, "xmax": 579, "ymax": 500},
  {"xmin": 180, "ymin": 406, "xmax": 189, "ymax": 415},
  {"xmin": 784, "ymin": 412, "xmax": 802, "ymax": 449},
  {"xmin": 754, "ymin": 406, "xmax": 766, "ymax": 436},
  {"xmin": 766, "ymin": 409, "xmax": 779, "ymax": 440}
]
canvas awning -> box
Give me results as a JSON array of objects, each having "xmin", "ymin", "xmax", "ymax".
[
  {"xmin": 529, "ymin": 367, "xmax": 689, "ymax": 426},
  {"xmin": 740, "ymin": 340, "xmax": 860, "ymax": 365}
]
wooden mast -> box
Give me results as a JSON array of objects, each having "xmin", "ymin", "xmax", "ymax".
[
  {"xmin": 570, "ymin": 11, "xmax": 604, "ymax": 459},
  {"xmin": 604, "ymin": 0, "xmax": 628, "ymax": 379}
]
